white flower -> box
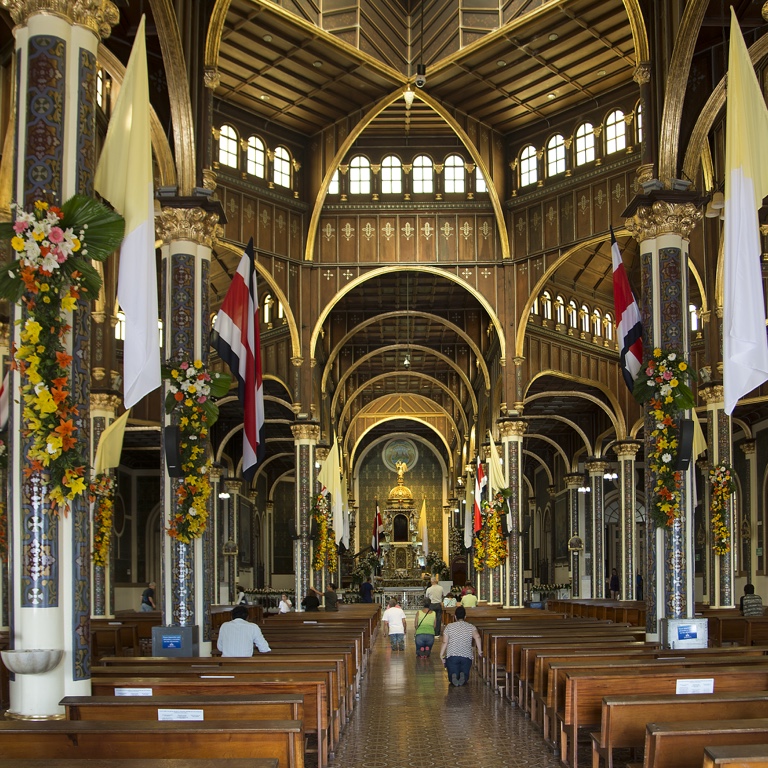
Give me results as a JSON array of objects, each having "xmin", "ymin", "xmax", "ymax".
[
  {"xmin": 647, "ymin": 380, "xmax": 654, "ymax": 387},
  {"xmin": 668, "ymin": 353, "xmax": 676, "ymax": 360},
  {"xmin": 662, "ymin": 453, "xmax": 672, "ymax": 463}
]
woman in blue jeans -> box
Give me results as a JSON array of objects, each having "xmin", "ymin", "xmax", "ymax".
[
  {"xmin": 414, "ymin": 597, "xmax": 437, "ymax": 657},
  {"xmin": 439, "ymin": 606, "xmax": 483, "ymax": 686}
]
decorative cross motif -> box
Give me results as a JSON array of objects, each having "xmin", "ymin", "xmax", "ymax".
[
  {"xmin": 480, "ymin": 268, "xmax": 491, "ymax": 278},
  {"xmin": 440, "ymin": 222, "xmax": 454, "ymax": 239},
  {"xmin": 460, "ymin": 269, "xmax": 472, "ymax": 280},
  {"xmin": 260, "ymin": 208, "xmax": 270, "ymax": 225},
  {"xmin": 342, "ymin": 270, "xmax": 354, "ymax": 280},
  {"xmin": 274, "ymin": 262, "xmax": 283, "ymax": 272},
  {"xmin": 421, "ymin": 221, "xmax": 434, "ymax": 239},
  {"xmin": 341, "ymin": 223, "xmax": 355, "ymax": 241},
  {"xmin": 479, "ymin": 221, "xmax": 492, "ymax": 239},
  {"xmin": 362, "ymin": 223, "xmax": 375, "ymax": 240},
  {"xmin": 460, "ymin": 222, "xmax": 473, "ymax": 240},
  {"xmin": 381, "ymin": 222, "xmax": 396, "ymax": 240},
  {"xmin": 322, "ymin": 223, "xmax": 335, "ymax": 241},
  {"xmin": 401, "ymin": 222, "xmax": 415, "ymax": 240},
  {"xmin": 323, "ymin": 270, "xmax": 334, "ymax": 281}
]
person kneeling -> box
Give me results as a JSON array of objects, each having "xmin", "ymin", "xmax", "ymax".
[{"xmin": 439, "ymin": 606, "xmax": 482, "ymax": 686}]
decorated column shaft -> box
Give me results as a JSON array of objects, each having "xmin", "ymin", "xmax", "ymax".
[
  {"xmin": 6, "ymin": 1, "xmax": 119, "ymax": 718},
  {"xmin": 209, "ymin": 465, "xmax": 222, "ymax": 602},
  {"xmin": 225, "ymin": 479, "xmax": 242, "ymax": 604},
  {"xmin": 614, "ymin": 442, "xmax": 640, "ymax": 600},
  {"xmin": 741, "ymin": 440, "xmax": 756, "ymax": 583},
  {"xmin": 565, "ymin": 473, "xmax": 583, "ymax": 597},
  {"xmin": 313, "ymin": 446, "xmax": 329, "ymax": 593},
  {"xmin": 700, "ymin": 384, "xmax": 734, "ymax": 607},
  {"xmin": 500, "ymin": 419, "xmax": 526, "ymax": 607},
  {"xmin": 158, "ymin": 203, "xmax": 222, "ymax": 656},
  {"xmin": 586, "ymin": 460, "xmax": 607, "ymax": 598},
  {"xmin": 625, "ymin": 196, "xmax": 701, "ymax": 635},
  {"xmin": 292, "ymin": 422, "xmax": 320, "ymax": 608}
]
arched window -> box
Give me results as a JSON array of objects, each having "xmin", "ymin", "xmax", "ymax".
[
  {"xmin": 115, "ymin": 309, "xmax": 125, "ymax": 340},
  {"xmin": 328, "ymin": 169, "xmax": 340, "ymax": 195},
  {"xmin": 541, "ymin": 291, "xmax": 553, "ymax": 320},
  {"xmin": 567, "ymin": 300, "xmax": 578, "ymax": 328},
  {"xmin": 96, "ymin": 68, "xmax": 105, "ymax": 109},
  {"xmin": 246, "ymin": 136, "xmax": 265, "ymax": 178},
  {"xmin": 580, "ymin": 304, "xmax": 590, "ymax": 333},
  {"xmin": 592, "ymin": 308, "xmax": 602, "ymax": 336},
  {"xmin": 605, "ymin": 110, "xmax": 626, "ymax": 154},
  {"xmin": 218, "ymin": 124, "xmax": 238, "ymax": 168},
  {"xmin": 350, "ymin": 156, "xmax": 371, "ymax": 195},
  {"xmin": 604, "ymin": 312, "xmax": 614, "ymax": 341},
  {"xmin": 636, "ymin": 102, "xmax": 643, "ymax": 144},
  {"xmin": 555, "ymin": 295, "xmax": 565, "ymax": 325},
  {"xmin": 444, "ymin": 154, "xmax": 465, "ymax": 194},
  {"xmin": 381, "ymin": 155, "xmax": 402, "ymax": 194},
  {"xmin": 546, "ymin": 134, "xmax": 566, "ymax": 177},
  {"xmin": 690, "ymin": 303, "xmax": 699, "ymax": 332},
  {"xmin": 575, "ymin": 123, "xmax": 595, "ymax": 166},
  {"xmin": 475, "ymin": 166, "xmax": 488, "ymax": 193},
  {"xmin": 530, "ymin": 296, "xmax": 539, "ymax": 315},
  {"xmin": 263, "ymin": 293, "xmax": 273, "ymax": 325},
  {"xmin": 520, "ymin": 145, "xmax": 538, "ymax": 186},
  {"xmin": 273, "ymin": 146, "xmax": 291, "ymax": 187},
  {"xmin": 413, "ymin": 155, "xmax": 434, "ymax": 194}
]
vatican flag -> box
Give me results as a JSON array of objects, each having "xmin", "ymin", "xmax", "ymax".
[
  {"xmin": 94, "ymin": 15, "xmax": 160, "ymax": 408},
  {"xmin": 94, "ymin": 409, "xmax": 131, "ymax": 475},
  {"xmin": 723, "ymin": 7, "xmax": 768, "ymax": 415},
  {"xmin": 418, "ymin": 498, "xmax": 429, "ymax": 557}
]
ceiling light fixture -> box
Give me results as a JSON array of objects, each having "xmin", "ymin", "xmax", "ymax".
[
  {"xmin": 313, "ymin": 60, "xmax": 323, "ymax": 68},
  {"xmin": 547, "ymin": 92, "xmax": 556, "ymax": 100},
  {"xmin": 263, "ymin": 34, "xmax": 272, "ymax": 42},
  {"xmin": 403, "ymin": 88, "xmax": 415, "ymax": 110},
  {"xmin": 496, "ymin": 59, "xmax": 507, "ymax": 67},
  {"xmin": 548, "ymin": 33, "xmax": 558, "ymax": 41}
]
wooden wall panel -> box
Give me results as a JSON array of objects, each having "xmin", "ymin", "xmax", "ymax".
[
  {"xmin": 359, "ymin": 217, "xmax": 378, "ymax": 262},
  {"xmin": 575, "ymin": 189, "xmax": 592, "ymax": 240},
  {"xmin": 559, "ymin": 194, "xmax": 574, "ymax": 243},
  {"xmin": 592, "ymin": 180, "xmax": 609, "ymax": 233},
  {"xmin": 242, "ymin": 196, "xmax": 257, "ymax": 242},
  {"xmin": 258, "ymin": 201, "xmax": 274, "ymax": 251},
  {"xmin": 513, "ymin": 211, "xmax": 527, "ymax": 258},
  {"xmin": 274, "ymin": 208, "xmax": 289, "ymax": 256},
  {"xmin": 527, "ymin": 205, "xmax": 543, "ymax": 253},
  {"xmin": 379, "ymin": 217, "xmax": 397, "ymax": 261},
  {"xmin": 417, "ymin": 216, "xmax": 437, "ymax": 262},
  {"xmin": 338, "ymin": 218, "xmax": 357, "ymax": 262},
  {"xmin": 318, "ymin": 217, "xmax": 337, "ymax": 262},
  {"xmin": 437, "ymin": 216, "xmax": 458, "ymax": 261},
  {"xmin": 290, "ymin": 212, "xmax": 303, "ymax": 259},
  {"xmin": 399, "ymin": 217, "xmax": 417, "ymax": 261},
  {"xmin": 476, "ymin": 216, "xmax": 496, "ymax": 260},
  {"xmin": 457, "ymin": 216, "xmax": 475, "ymax": 261},
  {"xmin": 543, "ymin": 200, "xmax": 559, "ymax": 250},
  {"xmin": 609, "ymin": 173, "xmax": 628, "ymax": 225},
  {"xmin": 223, "ymin": 188, "xmax": 241, "ymax": 242}
]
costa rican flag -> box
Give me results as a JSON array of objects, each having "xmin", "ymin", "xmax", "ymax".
[
  {"xmin": 474, "ymin": 460, "xmax": 487, "ymax": 535},
  {"xmin": 611, "ymin": 227, "xmax": 643, "ymax": 391},
  {"xmin": 211, "ymin": 238, "xmax": 265, "ymax": 480},
  {"xmin": 372, "ymin": 504, "xmax": 384, "ymax": 553}
]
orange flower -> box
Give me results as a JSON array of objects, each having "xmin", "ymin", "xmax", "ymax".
[
  {"xmin": 56, "ymin": 351, "xmax": 72, "ymax": 368},
  {"xmin": 51, "ymin": 385, "xmax": 68, "ymax": 404},
  {"xmin": 55, "ymin": 418, "xmax": 75, "ymax": 438},
  {"xmin": 174, "ymin": 391, "xmax": 184, "ymax": 401}
]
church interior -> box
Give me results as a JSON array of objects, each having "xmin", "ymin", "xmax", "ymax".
[{"xmin": 2, "ymin": 0, "xmax": 768, "ymax": 762}]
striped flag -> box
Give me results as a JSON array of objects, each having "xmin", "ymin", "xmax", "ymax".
[
  {"xmin": 0, "ymin": 370, "xmax": 9, "ymax": 431},
  {"xmin": 474, "ymin": 459, "xmax": 486, "ymax": 535},
  {"xmin": 418, "ymin": 498, "xmax": 429, "ymax": 557},
  {"xmin": 94, "ymin": 16, "xmax": 160, "ymax": 408},
  {"xmin": 211, "ymin": 238, "xmax": 265, "ymax": 480},
  {"xmin": 610, "ymin": 226, "xmax": 643, "ymax": 391},
  {"xmin": 723, "ymin": 7, "xmax": 768, "ymax": 414},
  {"xmin": 372, "ymin": 503, "xmax": 383, "ymax": 553}
]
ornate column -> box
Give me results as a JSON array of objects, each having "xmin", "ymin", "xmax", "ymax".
[
  {"xmin": 313, "ymin": 446, "xmax": 329, "ymax": 593},
  {"xmin": 5, "ymin": 0, "xmax": 119, "ymax": 718},
  {"xmin": 614, "ymin": 441, "xmax": 641, "ymax": 600},
  {"xmin": 586, "ymin": 460, "xmax": 608, "ymax": 598},
  {"xmin": 157, "ymin": 201, "xmax": 223, "ymax": 657},
  {"xmin": 265, "ymin": 500, "xmax": 274, "ymax": 585},
  {"xmin": 225, "ymin": 479, "xmax": 242, "ymax": 604},
  {"xmin": 292, "ymin": 422, "xmax": 320, "ymax": 609},
  {"xmin": 89, "ymin": 393, "xmax": 122, "ymax": 617},
  {"xmin": 499, "ymin": 419, "xmax": 526, "ymax": 607},
  {"xmin": 741, "ymin": 440, "xmax": 756, "ymax": 583},
  {"xmin": 0, "ymin": 323, "xmax": 7, "ymax": 630},
  {"xmin": 699, "ymin": 384, "xmax": 734, "ymax": 607},
  {"xmin": 625, "ymin": 194, "xmax": 702, "ymax": 636},
  {"xmin": 565, "ymin": 473, "xmax": 583, "ymax": 597},
  {"xmin": 209, "ymin": 465, "xmax": 222, "ymax": 603}
]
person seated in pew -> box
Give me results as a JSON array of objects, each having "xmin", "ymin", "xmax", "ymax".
[
  {"xmin": 742, "ymin": 583, "xmax": 764, "ymax": 616},
  {"xmin": 217, "ymin": 605, "xmax": 271, "ymax": 657},
  {"xmin": 459, "ymin": 588, "xmax": 478, "ymax": 608}
]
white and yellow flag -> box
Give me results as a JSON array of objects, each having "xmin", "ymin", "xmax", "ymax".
[
  {"xmin": 418, "ymin": 498, "xmax": 428, "ymax": 557},
  {"xmin": 94, "ymin": 15, "xmax": 160, "ymax": 408},
  {"xmin": 723, "ymin": 7, "xmax": 768, "ymax": 415},
  {"xmin": 318, "ymin": 441, "xmax": 344, "ymax": 545},
  {"xmin": 94, "ymin": 409, "xmax": 131, "ymax": 475}
]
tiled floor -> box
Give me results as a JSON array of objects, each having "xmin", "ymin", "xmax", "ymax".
[{"xmin": 330, "ymin": 627, "xmax": 566, "ymax": 768}]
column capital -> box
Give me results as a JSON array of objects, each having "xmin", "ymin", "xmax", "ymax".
[
  {"xmin": 291, "ymin": 422, "xmax": 320, "ymax": 441},
  {"xmin": 209, "ymin": 465, "xmax": 223, "ymax": 482},
  {"xmin": 224, "ymin": 478, "xmax": 241, "ymax": 495},
  {"xmin": 624, "ymin": 192, "xmax": 703, "ymax": 240},
  {"xmin": 547, "ymin": 485, "xmax": 557, "ymax": 498},
  {"xmin": 204, "ymin": 66, "xmax": 220, "ymax": 90},
  {"xmin": 2, "ymin": 0, "xmax": 120, "ymax": 39},
  {"xmin": 157, "ymin": 198, "xmax": 225, "ymax": 248},
  {"xmin": 586, "ymin": 459, "xmax": 608, "ymax": 475},
  {"xmin": 613, "ymin": 440, "xmax": 641, "ymax": 459},
  {"xmin": 315, "ymin": 447, "xmax": 329, "ymax": 463},
  {"xmin": 633, "ymin": 62, "xmax": 651, "ymax": 85},
  {"xmin": 741, "ymin": 439, "xmax": 757, "ymax": 457},
  {"xmin": 498, "ymin": 418, "xmax": 527, "ymax": 438},
  {"xmin": 564, "ymin": 473, "xmax": 584, "ymax": 490},
  {"xmin": 699, "ymin": 384, "xmax": 724, "ymax": 406},
  {"xmin": 248, "ymin": 491, "xmax": 258, "ymax": 504},
  {"xmin": 89, "ymin": 393, "xmax": 121, "ymax": 411}
]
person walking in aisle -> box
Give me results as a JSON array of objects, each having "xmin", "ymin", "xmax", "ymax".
[{"xmin": 426, "ymin": 575, "xmax": 445, "ymax": 636}]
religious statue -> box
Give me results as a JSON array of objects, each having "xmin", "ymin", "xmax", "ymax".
[{"xmin": 396, "ymin": 460, "xmax": 408, "ymax": 481}]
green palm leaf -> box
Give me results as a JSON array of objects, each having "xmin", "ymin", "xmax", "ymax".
[{"xmin": 61, "ymin": 194, "xmax": 125, "ymax": 263}]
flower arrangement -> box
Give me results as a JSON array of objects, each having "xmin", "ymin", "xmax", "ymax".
[
  {"xmin": 0, "ymin": 196, "xmax": 124, "ymax": 514},
  {"xmin": 474, "ymin": 488, "xmax": 510, "ymax": 571},
  {"xmin": 534, "ymin": 582, "xmax": 571, "ymax": 591},
  {"xmin": 90, "ymin": 472, "xmax": 116, "ymax": 567},
  {"xmin": 449, "ymin": 526, "xmax": 463, "ymax": 558},
  {"xmin": 425, "ymin": 551, "xmax": 449, "ymax": 578},
  {"xmin": 632, "ymin": 348, "xmax": 695, "ymax": 527},
  {"xmin": 163, "ymin": 359, "xmax": 230, "ymax": 543},
  {"xmin": 710, "ymin": 462, "xmax": 735, "ymax": 556},
  {"xmin": 352, "ymin": 550, "xmax": 379, "ymax": 583},
  {"xmin": 312, "ymin": 492, "xmax": 338, "ymax": 572}
]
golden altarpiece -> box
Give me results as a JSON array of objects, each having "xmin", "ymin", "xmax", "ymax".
[{"xmin": 379, "ymin": 462, "xmax": 423, "ymax": 581}]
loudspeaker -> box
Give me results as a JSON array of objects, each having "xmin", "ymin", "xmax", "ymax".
[
  {"xmin": 164, "ymin": 425, "xmax": 183, "ymax": 477},
  {"xmin": 310, "ymin": 518, "xmax": 319, "ymax": 539},
  {"xmin": 288, "ymin": 519, "xmax": 301, "ymax": 540},
  {"xmin": 501, "ymin": 515, "xmax": 510, "ymax": 536},
  {"xmin": 521, "ymin": 515, "xmax": 532, "ymax": 535},
  {"xmin": 675, "ymin": 418, "xmax": 694, "ymax": 471}
]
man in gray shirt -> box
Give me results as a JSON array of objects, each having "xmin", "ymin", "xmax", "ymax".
[{"xmin": 426, "ymin": 575, "xmax": 445, "ymax": 636}]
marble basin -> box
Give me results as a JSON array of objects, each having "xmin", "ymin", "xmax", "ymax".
[{"xmin": 1, "ymin": 649, "xmax": 63, "ymax": 675}]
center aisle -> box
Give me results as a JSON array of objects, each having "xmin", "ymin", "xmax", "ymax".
[{"xmin": 330, "ymin": 620, "xmax": 564, "ymax": 768}]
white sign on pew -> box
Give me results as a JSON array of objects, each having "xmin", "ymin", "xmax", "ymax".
[
  {"xmin": 158, "ymin": 709, "xmax": 204, "ymax": 721},
  {"xmin": 115, "ymin": 687, "xmax": 153, "ymax": 696},
  {"xmin": 676, "ymin": 678, "xmax": 714, "ymax": 694}
]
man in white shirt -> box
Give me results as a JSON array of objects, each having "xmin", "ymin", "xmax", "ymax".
[
  {"xmin": 217, "ymin": 605, "xmax": 272, "ymax": 656},
  {"xmin": 382, "ymin": 597, "xmax": 407, "ymax": 651}
]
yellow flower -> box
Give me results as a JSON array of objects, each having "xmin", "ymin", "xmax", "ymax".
[
  {"xmin": 42, "ymin": 296, "xmax": 50, "ymax": 304},
  {"xmin": 34, "ymin": 200, "xmax": 48, "ymax": 211},
  {"xmin": 194, "ymin": 360, "xmax": 203, "ymax": 368},
  {"xmin": 39, "ymin": 283, "xmax": 49, "ymax": 293},
  {"xmin": 679, "ymin": 362, "xmax": 687, "ymax": 371},
  {"xmin": 32, "ymin": 229, "xmax": 45, "ymax": 242},
  {"xmin": 66, "ymin": 476, "xmax": 86, "ymax": 499},
  {"xmin": 22, "ymin": 320, "xmax": 42, "ymax": 344},
  {"xmin": 34, "ymin": 389, "xmax": 58, "ymax": 415},
  {"xmin": 71, "ymin": 237, "xmax": 80, "ymax": 252},
  {"xmin": 11, "ymin": 236, "xmax": 25, "ymax": 251},
  {"xmin": 61, "ymin": 295, "xmax": 77, "ymax": 312},
  {"xmin": 653, "ymin": 348, "xmax": 662, "ymax": 357}
]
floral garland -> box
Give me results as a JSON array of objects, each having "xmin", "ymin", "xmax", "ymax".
[
  {"xmin": 90, "ymin": 472, "xmax": 116, "ymax": 567},
  {"xmin": 0, "ymin": 439, "xmax": 5, "ymax": 560},
  {"xmin": 312, "ymin": 492, "xmax": 338, "ymax": 572},
  {"xmin": 0, "ymin": 197, "xmax": 124, "ymax": 514},
  {"xmin": 474, "ymin": 489, "xmax": 510, "ymax": 571},
  {"xmin": 534, "ymin": 582, "xmax": 571, "ymax": 591},
  {"xmin": 710, "ymin": 462, "xmax": 735, "ymax": 556},
  {"xmin": 163, "ymin": 359, "xmax": 230, "ymax": 543},
  {"xmin": 633, "ymin": 348, "xmax": 695, "ymax": 528}
]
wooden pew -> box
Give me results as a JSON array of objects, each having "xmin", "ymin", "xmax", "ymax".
[
  {"xmin": 703, "ymin": 745, "xmax": 768, "ymax": 768},
  {"xmin": 643, "ymin": 719, "xmax": 768, "ymax": 768},
  {"xmin": 591, "ymin": 691, "xmax": 768, "ymax": 768},
  {"xmin": 0, "ymin": 761, "xmax": 278, "ymax": 768},
  {"xmin": 557, "ymin": 663, "xmax": 768, "ymax": 768},
  {"xmin": 90, "ymin": 619, "xmax": 140, "ymax": 658},
  {"xmin": 0, "ymin": 720, "xmax": 304, "ymax": 768},
  {"xmin": 90, "ymin": 673, "xmax": 328, "ymax": 768}
]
